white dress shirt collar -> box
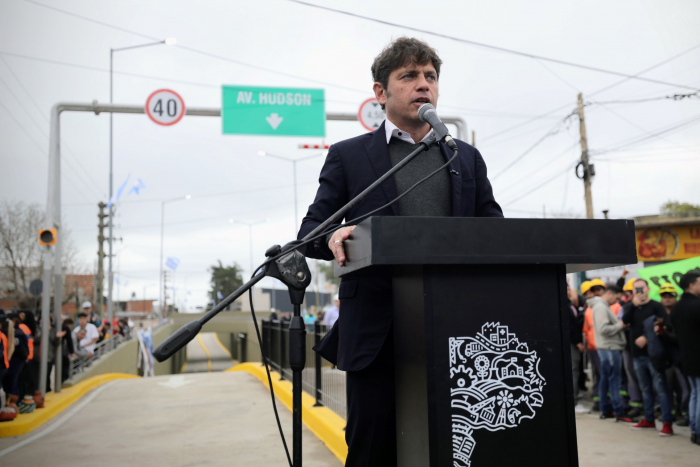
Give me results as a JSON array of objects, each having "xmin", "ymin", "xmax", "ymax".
[{"xmin": 384, "ymin": 119, "xmax": 434, "ymax": 145}]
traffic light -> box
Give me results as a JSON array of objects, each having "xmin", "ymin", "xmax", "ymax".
[{"xmin": 39, "ymin": 229, "xmax": 57, "ymax": 246}]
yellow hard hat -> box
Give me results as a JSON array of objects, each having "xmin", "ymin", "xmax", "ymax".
[
  {"xmin": 589, "ymin": 278, "xmax": 607, "ymax": 289},
  {"xmin": 580, "ymin": 281, "xmax": 592, "ymax": 294},
  {"xmin": 659, "ymin": 283, "xmax": 677, "ymax": 296},
  {"xmin": 623, "ymin": 278, "xmax": 636, "ymax": 292}
]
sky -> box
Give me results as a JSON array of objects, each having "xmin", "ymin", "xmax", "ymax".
[{"xmin": 1, "ymin": 0, "xmax": 699, "ymax": 310}]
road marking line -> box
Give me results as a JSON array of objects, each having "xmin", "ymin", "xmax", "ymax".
[
  {"xmin": 212, "ymin": 333, "xmax": 234, "ymax": 362},
  {"xmin": 197, "ymin": 333, "xmax": 212, "ymax": 372},
  {"xmin": 0, "ymin": 381, "xmax": 116, "ymax": 458}
]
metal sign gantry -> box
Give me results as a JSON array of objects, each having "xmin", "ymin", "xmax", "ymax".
[{"xmin": 40, "ymin": 99, "xmax": 466, "ymax": 393}]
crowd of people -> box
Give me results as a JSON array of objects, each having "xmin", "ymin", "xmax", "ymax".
[
  {"xmin": 269, "ymin": 294, "xmax": 340, "ymax": 328},
  {"xmin": 568, "ymin": 270, "xmax": 700, "ymax": 445},
  {"xmin": 0, "ymin": 301, "xmax": 133, "ymax": 422}
]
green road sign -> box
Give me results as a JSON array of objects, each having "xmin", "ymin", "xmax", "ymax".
[{"xmin": 222, "ymin": 85, "xmax": 325, "ymax": 136}]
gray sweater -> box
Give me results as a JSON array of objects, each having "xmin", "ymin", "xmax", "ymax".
[{"xmin": 588, "ymin": 296, "xmax": 626, "ymax": 351}]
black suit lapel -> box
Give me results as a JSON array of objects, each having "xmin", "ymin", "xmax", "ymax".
[
  {"xmin": 440, "ymin": 141, "xmax": 462, "ymax": 217},
  {"xmin": 364, "ymin": 121, "xmax": 399, "ymax": 216}
]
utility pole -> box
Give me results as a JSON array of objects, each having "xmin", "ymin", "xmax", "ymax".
[
  {"xmin": 96, "ymin": 202, "xmax": 107, "ymax": 316},
  {"xmin": 163, "ymin": 270, "xmax": 170, "ymax": 319},
  {"xmin": 576, "ymin": 93, "xmax": 595, "ymax": 219}
]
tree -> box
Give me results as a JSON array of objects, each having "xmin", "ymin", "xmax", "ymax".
[
  {"xmin": 660, "ymin": 200, "xmax": 700, "ymax": 215},
  {"xmin": 0, "ymin": 201, "xmax": 80, "ymax": 307},
  {"xmin": 208, "ymin": 260, "xmax": 244, "ymax": 306}
]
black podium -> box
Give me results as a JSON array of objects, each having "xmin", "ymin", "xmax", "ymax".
[{"xmin": 336, "ymin": 217, "xmax": 637, "ymax": 467}]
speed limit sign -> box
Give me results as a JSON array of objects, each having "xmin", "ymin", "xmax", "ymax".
[
  {"xmin": 358, "ymin": 98, "xmax": 385, "ymax": 131},
  {"xmin": 145, "ymin": 89, "xmax": 185, "ymax": 126}
]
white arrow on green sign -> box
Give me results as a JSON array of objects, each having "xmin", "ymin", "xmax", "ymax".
[{"xmin": 222, "ymin": 85, "xmax": 325, "ymax": 137}]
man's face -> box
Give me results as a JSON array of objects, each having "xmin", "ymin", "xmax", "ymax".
[
  {"xmin": 660, "ymin": 294, "xmax": 677, "ymax": 308},
  {"xmin": 375, "ymin": 61, "xmax": 438, "ymax": 125},
  {"xmin": 334, "ymin": 299, "xmax": 340, "ymax": 308},
  {"xmin": 77, "ymin": 330, "xmax": 86, "ymax": 340},
  {"xmin": 78, "ymin": 316, "xmax": 87, "ymax": 327},
  {"xmin": 592, "ymin": 286, "xmax": 605, "ymax": 297},
  {"xmin": 584, "ymin": 290, "xmax": 596, "ymax": 299}
]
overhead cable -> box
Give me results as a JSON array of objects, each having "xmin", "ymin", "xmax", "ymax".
[
  {"xmin": 286, "ymin": 0, "xmax": 699, "ymax": 90},
  {"xmin": 588, "ymin": 91, "xmax": 699, "ymax": 105},
  {"xmin": 481, "ymin": 41, "xmax": 700, "ymax": 142},
  {"xmin": 590, "ymin": 113, "xmax": 700, "ymax": 156},
  {"xmin": 491, "ymin": 110, "xmax": 577, "ymax": 180}
]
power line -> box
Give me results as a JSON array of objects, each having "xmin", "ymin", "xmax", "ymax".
[
  {"xmin": 23, "ymin": 0, "xmax": 700, "ymax": 130},
  {"xmin": 0, "ymin": 50, "xmax": 223, "ymax": 90},
  {"xmin": 63, "ymin": 180, "xmax": 320, "ymax": 207},
  {"xmin": 0, "ymin": 50, "xmax": 557, "ymax": 122},
  {"xmin": 501, "ymin": 162, "xmax": 576, "ymax": 207},
  {"xmin": 590, "ymin": 102, "xmax": 700, "ymax": 158},
  {"xmin": 0, "ymin": 99, "xmax": 97, "ymax": 203},
  {"xmin": 21, "ymin": 0, "xmax": 369, "ymax": 95},
  {"xmin": 481, "ymin": 41, "xmax": 700, "ymax": 143},
  {"xmin": 0, "ymin": 56, "xmax": 107, "ymax": 199},
  {"xmin": 590, "ymin": 113, "xmax": 700, "ymax": 156},
  {"xmin": 588, "ymin": 91, "xmax": 699, "ymax": 105},
  {"xmin": 286, "ymin": 0, "xmax": 699, "ymax": 90},
  {"xmin": 491, "ymin": 113, "xmax": 575, "ymax": 181},
  {"xmin": 496, "ymin": 140, "xmax": 580, "ymax": 197}
]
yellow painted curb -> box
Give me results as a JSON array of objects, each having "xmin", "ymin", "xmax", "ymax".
[
  {"xmin": 228, "ymin": 362, "xmax": 347, "ymax": 464},
  {"xmin": 0, "ymin": 373, "xmax": 139, "ymax": 438},
  {"xmin": 197, "ymin": 333, "xmax": 212, "ymax": 372},
  {"xmin": 212, "ymin": 333, "xmax": 234, "ymax": 360}
]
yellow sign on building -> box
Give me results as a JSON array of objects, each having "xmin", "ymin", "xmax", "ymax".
[{"xmin": 635, "ymin": 223, "xmax": 700, "ymax": 262}]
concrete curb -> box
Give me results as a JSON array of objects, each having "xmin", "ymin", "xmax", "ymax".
[
  {"xmin": 0, "ymin": 373, "xmax": 139, "ymax": 438},
  {"xmin": 227, "ymin": 362, "xmax": 347, "ymax": 464}
]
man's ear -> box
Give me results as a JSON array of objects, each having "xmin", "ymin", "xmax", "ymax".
[{"xmin": 373, "ymin": 82, "xmax": 387, "ymax": 107}]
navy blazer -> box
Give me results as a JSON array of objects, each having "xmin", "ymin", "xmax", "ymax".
[{"xmin": 298, "ymin": 122, "xmax": 503, "ymax": 371}]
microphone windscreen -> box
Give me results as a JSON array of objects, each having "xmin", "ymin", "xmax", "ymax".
[{"xmin": 418, "ymin": 103, "xmax": 436, "ymax": 123}]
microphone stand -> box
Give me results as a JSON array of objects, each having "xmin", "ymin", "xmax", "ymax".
[{"xmin": 153, "ymin": 133, "xmax": 441, "ymax": 466}]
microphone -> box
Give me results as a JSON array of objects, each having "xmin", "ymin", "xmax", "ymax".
[{"xmin": 418, "ymin": 103, "xmax": 458, "ymax": 150}]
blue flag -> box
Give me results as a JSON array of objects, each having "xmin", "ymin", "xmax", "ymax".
[
  {"xmin": 107, "ymin": 174, "xmax": 130, "ymax": 208},
  {"xmin": 165, "ymin": 257, "xmax": 180, "ymax": 271},
  {"xmin": 128, "ymin": 178, "xmax": 146, "ymax": 196}
]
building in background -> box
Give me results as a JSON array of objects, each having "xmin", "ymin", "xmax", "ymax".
[{"xmin": 634, "ymin": 212, "xmax": 700, "ymax": 264}]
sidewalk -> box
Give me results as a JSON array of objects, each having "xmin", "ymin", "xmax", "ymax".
[{"xmin": 576, "ymin": 410, "xmax": 698, "ymax": 466}]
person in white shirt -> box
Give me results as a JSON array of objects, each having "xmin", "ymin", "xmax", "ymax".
[
  {"xmin": 73, "ymin": 312, "xmax": 99, "ymax": 355},
  {"xmin": 322, "ymin": 295, "xmax": 340, "ymax": 328}
]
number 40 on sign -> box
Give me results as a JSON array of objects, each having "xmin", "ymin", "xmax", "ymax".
[{"xmin": 146, "ymin": 89, "xmax": 186, "ymax": 126}]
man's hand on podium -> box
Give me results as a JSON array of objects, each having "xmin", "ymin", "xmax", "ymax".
[{"xmin": 329, "ymin": 226, "xmax": 356, "ymax": 267}]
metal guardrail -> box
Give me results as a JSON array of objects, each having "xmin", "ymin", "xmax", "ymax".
[
  {"xmin": 68, "ymin": 321, "xmax": 169, "ymax": 378},
  {"xmin": 69, "ymin": 332, "xmax": 132, "ymax": 376},
  {"xmin": 262, "ymin": 320, "xmax": 347, "ymax": 420}
]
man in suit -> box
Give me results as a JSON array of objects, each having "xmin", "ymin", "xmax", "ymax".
[{"xmin": 298, "ymin": 37, "xmax": 503, "ymax": 466}]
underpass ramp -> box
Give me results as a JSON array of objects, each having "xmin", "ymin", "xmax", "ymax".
[
  {"xmin": 0, "ymin": 372, "xmax": 341, "ymax": 466},
  {"xmin": 183, "ymin": 332, "xmax": 236, "ymax": 373}
]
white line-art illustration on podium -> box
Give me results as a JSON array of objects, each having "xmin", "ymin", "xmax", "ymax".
[{"xmin": 449, "ymin": 322, "xmax": 546, "ymax": 466}]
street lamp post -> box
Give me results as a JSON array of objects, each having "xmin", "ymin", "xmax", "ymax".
[
  {"xmin": 229, "ymin": 218, "xmax": 269, "ymax": 278},
  {"xmin": 160, "ymin": 195, "xmax": 190, "ymax": 318},
  {"xmin": 257, "ymin": 151, "xmax": 325, "ymax": 232},
  {"xmin": 108, "ymin": 38, "xmax": 176, "ymax": 328}
]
